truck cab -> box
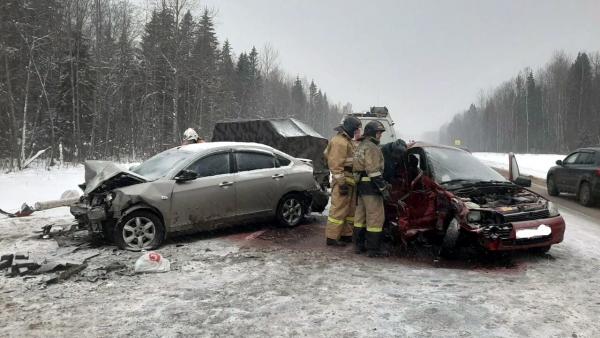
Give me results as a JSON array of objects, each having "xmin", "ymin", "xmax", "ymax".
[{"xmin": 348, "ymin": 106, "xmax": 397, "ymax": 144}]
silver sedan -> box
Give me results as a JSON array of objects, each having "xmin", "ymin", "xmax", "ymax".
[{"xmin": 70, "ymin": 142, "xmax": 323, "ymax": 250}]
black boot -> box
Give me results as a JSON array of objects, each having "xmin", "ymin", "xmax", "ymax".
[
  {"xmin": 353, "ymin": 228, "xmax": 366, "ymax": 254},
  {"xmin": 326, "ymin": 238, "xmax": 347, "ymax": 247},
  {"xmin": 340, "ymin": 235, "xmax": 353, "ymax": 243},
  {"xmin": 365, "ymin": 231, "xmax": 389, "ymax": 258}
]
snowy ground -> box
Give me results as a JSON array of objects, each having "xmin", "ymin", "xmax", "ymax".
[
  {"xmin": 473, "ymin": 152, "xmax": 565, "ymax": 179},
  {"xmin": 0, "ymin": 164, "xmax": 84, "ymax": 212},
  {"xmin": 2, "ymin": 165, "xmax": 600, "ymax": 337}
]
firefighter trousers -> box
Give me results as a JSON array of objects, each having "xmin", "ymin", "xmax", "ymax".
[
  {"xmin": 354, "ymin": 194, "xmax": 385, "ymax": 233},
  {"xmin": 326, "ymin": 180, "xmax": 356, "ymax": 240}
]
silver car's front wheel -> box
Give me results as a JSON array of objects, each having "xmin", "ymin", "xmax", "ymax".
[
  {"xmin": 277, "ymin": 194, "xmax": 305, "ymax": 227},
  {"xmin": 115, "ymin": 210, "xmax": 165, "ymax": 250},
  {"xmin": 123, "ymin": 216, "xmax": 155, "ymax": 249}
]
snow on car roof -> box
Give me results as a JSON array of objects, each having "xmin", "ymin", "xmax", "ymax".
[
  {"xmin": 177, "ymin": 141, "xmax": 276, "ymax": 153},
  {"xmin": 408, "ymin": 141, "xmax": 467, "ymax": 152}
]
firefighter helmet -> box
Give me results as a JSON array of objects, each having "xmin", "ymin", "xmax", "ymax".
[{"xmin": 363, "ymin": 121, "xmax": 386, "ymax": 138}]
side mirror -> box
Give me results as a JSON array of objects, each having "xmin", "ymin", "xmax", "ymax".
[
  {"xmin": 175, "ymin": 170, "xmax": 198, "ymax": 182},
  {"xmin": 556, "ymin": 160, "xmax": 563, "ymax": 166},
  {"xmin": 514, "ymin": 176, "xmax": 532, "ymax": 187}
]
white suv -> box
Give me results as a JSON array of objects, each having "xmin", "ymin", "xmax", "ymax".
[{"xmin": 348, "ymin": 107, "xmax": 397, "ymax": 144}]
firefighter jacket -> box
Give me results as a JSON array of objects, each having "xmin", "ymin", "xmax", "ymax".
[
  {"xmin": 353, "ymin": 137, "xmax": 386, "ymax": 195},
  {"xmin": 324, "ymin": 131, "xmax": 357, "ymax": 186}
]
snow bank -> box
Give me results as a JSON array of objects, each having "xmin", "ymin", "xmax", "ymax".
[
  {"xmin": 473, "ymin": 152, "xmax": 566, "ymax": 179},
  {"xmin": 0, "ymin": 165, "xmax": 84, "ymax": 211},
  {"xmin": 0, "ymin": 162, "xmax": 137, "ymax": 212}
]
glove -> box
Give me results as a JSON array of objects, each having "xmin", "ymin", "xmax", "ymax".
[
  {"xmin": 372, "ymin": 176, "xmax": 388, "ymax": 191},
  {"xmin": 339, "ymin": 184, "xmax": 350, "ymax": 196},
  {"xmin": 381, "ymin": 187, "xmax": 391, "ymax": 201}
]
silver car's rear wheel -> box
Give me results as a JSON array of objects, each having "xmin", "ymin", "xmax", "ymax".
[
  {"xmin": 115, "ymin": 210, "xmax": 165, "ymax": 250},
  {"xmin": 277, "ymin": 194, "xmax": 305, "ymax": 227}
]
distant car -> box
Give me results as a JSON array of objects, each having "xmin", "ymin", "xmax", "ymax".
[
  {"xmin": 547, "ymin": 147, "xmax": 600, "ymax": 206},
  {"xmin": 71, "ymin": 142, "xmax": 323, "ymax": 250},
  {"xmin": 385, "ymin": 143, "xmax": 565, "ymax": 255}
]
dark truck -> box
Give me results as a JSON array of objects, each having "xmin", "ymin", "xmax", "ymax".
[
  {"xmin": 547, "ymin": 147, "xmax": 600, "ymax": 206},
  {"xmin": 212, "ymin": 118, "xmax": 329, "ymax": 213}
]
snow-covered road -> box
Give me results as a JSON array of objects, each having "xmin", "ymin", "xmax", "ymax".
[
  {"xmin": 473, "ymin": 152, "xmax": 565, "ymax": 179},
  {"xmin": 1, "ymin": 165, "xmax": 600, "ymax": 337}
]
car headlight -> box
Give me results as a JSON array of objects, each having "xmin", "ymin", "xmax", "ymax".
[
  {"xmin": 547, "ymin": 201, "xmax": 560, "ymax": 217},
  {"xmin": 467, "ymin": 210, "xmax": 482, "ymax": 223},
  {"xmin": 105, "ymin": 192, "xmax": 115, "ymax": 203}
]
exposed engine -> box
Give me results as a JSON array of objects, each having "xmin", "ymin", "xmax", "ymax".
[
  {"xmin": 455, "ymin": 185, "xmax": 546, "ymax": 212},
  {"xmin": 452, "ymin": 184, "xmax": 552, "ymax": 241}
]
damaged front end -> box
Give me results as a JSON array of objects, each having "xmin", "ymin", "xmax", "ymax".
[
  {"xmin": 71, "ymin": 161, "xmax": 147, "ymax": 237},
  {"xmin": 452, "ymin": 183, "xmax": 565, "ymax": 251}
]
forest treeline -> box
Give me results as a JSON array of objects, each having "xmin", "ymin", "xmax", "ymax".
[
  {"xmin": 439, "ymin": 51, "xmax": 600, "ymax": 154},
  {"xmin": 0, "ymin": 0, "xmax": 351, "ymax": 169}
]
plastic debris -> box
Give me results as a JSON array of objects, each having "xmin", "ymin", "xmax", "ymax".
[{"xmin": 134, "ymin": 252, "xmax": 170, "ymax": 273}]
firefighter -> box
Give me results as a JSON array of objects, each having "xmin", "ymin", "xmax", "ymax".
[
  {"xmin": 324, "ymin": 116, "xmax": 362, "ymax": 246},
  {"xmin": 353, "ymin": 121, "xmax": 390, "ymax": 257},
  {"xmin": 182, "ymin": 128, "xmax": 205, "ymax": 145}
]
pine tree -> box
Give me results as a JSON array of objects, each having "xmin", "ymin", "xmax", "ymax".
[
  {"xmin": 291, "ymin": 76, "xmax": 307, "ymax": 121},
  {"xmin": 194, "ymin": 9, "xmax": 219, "ymax": 135},
  {"xmin": 216, "ymin": 40, "xmax": 238, "ymax": 120},
  {"xmin": 566, "ymin": 53, "xmax": 593, "ymax": 149}
]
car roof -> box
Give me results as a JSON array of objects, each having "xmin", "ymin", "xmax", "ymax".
[
  {"xmin": 177, "ymin": 141, "xmax": 277, "ymax": 153},
  {"xmin": 575, "ymin": 147, "xmax": 600, "ymax": 152},
  {"xmin": 408, "ymin": 141, "xmax": 467, "ymax": 152}
]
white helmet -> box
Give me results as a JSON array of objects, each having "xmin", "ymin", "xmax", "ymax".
[{"xmin": 183, "ymin": 128, "xmax": 199, "ymax": 142}]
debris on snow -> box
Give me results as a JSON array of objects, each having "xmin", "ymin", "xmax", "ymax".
[
  {"xmin": 0, "ymin": 203, "xmax": 34, "ymax": 218},
  {"xmin": 44, "ymin": 263, "xmax": 88, "ymax": 285},
  {"xmin": 134, "ymin": 252, "xmax": 170, "ymax": 273}
]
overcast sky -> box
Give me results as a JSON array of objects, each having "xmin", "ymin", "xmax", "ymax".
[{"xmin": 191, "ymin": 0, "xmax": 599, "ymax": 140}]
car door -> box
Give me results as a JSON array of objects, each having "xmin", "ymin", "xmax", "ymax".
[
  {"xmin": 234, "ymin": 150, "xmax": 285, "ymax": 219},
  {"xmin": 170, "ymin": 151, "xmax": 237, "ymax": 231},
  {"xmin": 558, "ymin": 152, "xmax": 580, "ymax": 192},
  {"xmin": 404, "ymin": 149, "xmax": 438, "ymax": 231},
  {"xmin": 573, "ymin": 151, "xmax": 596, "ymax": 186}
]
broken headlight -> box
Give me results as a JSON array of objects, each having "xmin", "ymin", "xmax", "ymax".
[
  {"xmin": 467, "ymin": 210, "xmax": 482, "ymax": 222},
  {"xmin": 105, "ymin": 192, "xmax": 115, "ymax": 203},
  {"xmin": 466, "ymin": 209, "xmax": 498, "ymax": 229},
  {"xmin": 547, "ymin": 201, "xmax": 560, "ymax": 217}
]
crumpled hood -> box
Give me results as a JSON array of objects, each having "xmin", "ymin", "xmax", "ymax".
[{"xmin": 83, "ymin": 161, "xmax": 147, "ymax": 195}]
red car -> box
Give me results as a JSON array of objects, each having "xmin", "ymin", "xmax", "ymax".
[{"xmin": 385, "ymin": 143, "xmax": 565, "ymax": 255}]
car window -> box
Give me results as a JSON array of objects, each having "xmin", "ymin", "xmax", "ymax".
[
  {"xmin": 133, "ymin": 147, "xmax": 194, "ymax": 180},
  {"xmin": 276, "ymin": 154, "xmax": 291, "ymax": 167},
  {"xmin": 186, "ymin": 153, "xmax": 230, "ymax": 177},
  {"xmin": 563, "ymin": 153, "xmax": 579, "ymax": 165},
  {"xmin": 236, "ymin": 152, "xmax": 276, "ymax": 172},
  {"xmin": 425, "ymin": 147, "xmax": 506, "ymax": 184},
  {"xmin": 575, "ymin": 152, "xmax": 594, "ymax": 165}
]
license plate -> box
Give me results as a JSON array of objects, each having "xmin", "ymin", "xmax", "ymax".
[{"xmin": 516, "ymin": 224, "xmax": 552, "ymax": 239}]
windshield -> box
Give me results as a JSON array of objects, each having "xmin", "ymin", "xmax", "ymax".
[
  {"xmin": 425, "ymin": 147, "xmax": 507, "ymax": 184},
  {"xmin": 132, "ymin": 147, "xmax": 194, "ymax": 180}
]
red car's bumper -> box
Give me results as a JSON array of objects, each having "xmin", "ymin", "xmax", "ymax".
[{"xmin": 479, "ymin": 216, "xmax": 565, "ymax": 251}]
